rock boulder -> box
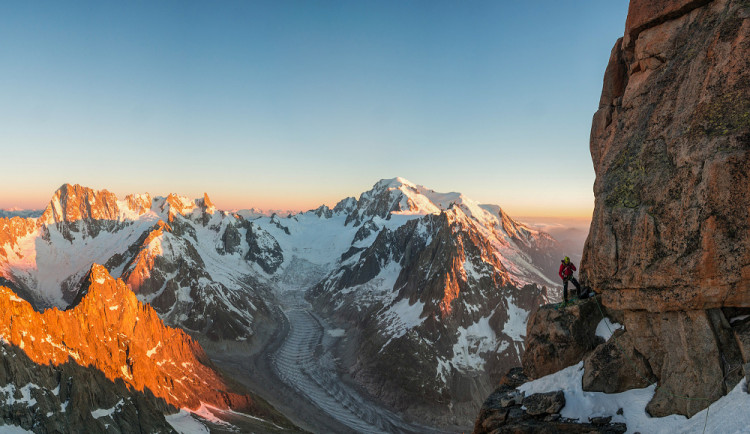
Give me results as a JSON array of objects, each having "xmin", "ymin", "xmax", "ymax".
[
  {"xmin": 582, "ymin": 329, "xmax": 655, "ymax": 394},
  {"xmin": 522, "ymin": 297, "xmax": 604, "ymax": 379},
  {"xmin": 522, "ymin": 391, "xmax": 565, "ymax": 416}
]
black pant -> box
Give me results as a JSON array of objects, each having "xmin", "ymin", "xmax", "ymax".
[{"xmin": 563, "ymin": 277, "xmax": 581, "ymax": 302}]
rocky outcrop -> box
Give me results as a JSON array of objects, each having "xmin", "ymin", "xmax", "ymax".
[
  {"xmin": 582, "ymin": 0, "xmax": 750, "ymax": 312},
  {"xmin": 220, "ymin": 222, "xmax": 243, "ymax": 254},
  {"xmin": 618, "ymin": 309, "xmax": 743, "ymax": 416},
  {"xmin": 582, "ymin": 329, "xmax": 654, "ymax": 394},
  {"xmin": 244, "ymin": 222, "xmax": 284, "ymax": 274},
  {"xmin": 473, "ymin": 368, "xmax": 626, "ymax": 434},
  {"xmin": 522, "ymin": 391, "xmax": 565, "ymax": 416},
  {"xmin": 522, "ymin": 297, "xmax": 604, "ymax": 379}
]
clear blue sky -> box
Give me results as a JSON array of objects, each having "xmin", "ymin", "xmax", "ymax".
[{"xmin": 0, "ymin": 0, "xmax": 629, "ymax": 217}]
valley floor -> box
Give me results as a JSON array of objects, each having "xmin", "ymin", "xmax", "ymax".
[{"xmin": 212, "ymin": 289, "xmax": 449, "ymax": 434}]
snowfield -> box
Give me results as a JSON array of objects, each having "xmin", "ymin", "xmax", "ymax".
[{"xmin": 519, "ymin": 362, "xmax": 750, "ymax": 434}]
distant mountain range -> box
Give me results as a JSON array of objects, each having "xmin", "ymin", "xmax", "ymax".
[{"xmin": 0, "ymin": 178, "xmax": 572, "ymax": 430}]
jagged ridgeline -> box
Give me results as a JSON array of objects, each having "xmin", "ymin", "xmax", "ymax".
[
  {"xmin": 475, "ymin": 0, "xmax": 750, "ymax": 432},
  {"xmin": 0, "ymin": 177, "xmax": 567, "ymax": 431}
]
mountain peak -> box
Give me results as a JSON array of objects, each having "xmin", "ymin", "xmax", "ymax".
[
  {"xmin": 123, "ymin": 192, "xmax": 152, "ymax": 215},
  {"xmin": 198, "ymin": 192, "xmax": 216, "ymax": 215},
  {"xmin": 201, "ymin": 192, "xmax": 214, "ymax": 208},
  {"xmin": 69, "ymin": 263, "xmax": 134, "ymax": 310},
  {"xmin": 374, "ymin": 177, "xmax": 417, "ymax": 190},
  {"xmin": 40, "ymin": 183, "xmax": 120, "ymax": 224}
]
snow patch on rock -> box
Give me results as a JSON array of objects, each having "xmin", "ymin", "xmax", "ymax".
[
  {"xmin": 91, "ymin": 399, "xmax": 124, "ymax": 419},
  {"xmin": 382, "ymin": 298, "xmax": 426, "ymax": 340},
  {"xmin": 503, "ymin": 297, "xmax": 529, "ymax": 342},
  {"xmin": 519, "ymin": 362, "xmax": 750, "ymax": 434},
  {"xmin": 595, "ymin": 318, "xmax": 624, "ymax": 341},
  {"xmin": 451, "ymin": 314, "xmax": 497, "ymax": 371}
]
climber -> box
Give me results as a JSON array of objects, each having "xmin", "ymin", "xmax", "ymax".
[{"xmin": 558, "ymin": 256, "xmax": 582, "ymax": 305}]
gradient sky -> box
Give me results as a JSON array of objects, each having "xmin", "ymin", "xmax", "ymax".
[{"xmin": 0, "ymin": 0, "xmax": 629, "ymax": 218}]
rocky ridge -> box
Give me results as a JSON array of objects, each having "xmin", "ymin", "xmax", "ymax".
[
  {"xmin": 0, "ymin": 340, "xmax": 176, "ymax": 433},
  {"xmin": 306, "ymin": 180, "xmax": 557, "ymax": 427},
  {"xmin": 1, "ymin": 265, "xmax": 257, "ymax": 412}
]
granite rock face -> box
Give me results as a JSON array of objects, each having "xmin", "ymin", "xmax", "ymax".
[
  {"xmin": 582, "ymin": 329, "xmax": 655, "ymax": 394},
  {"xmin": 0, "ymin": 265, "xmax": 252, "ymax": 412},
  {"xmin": 579, "ymin": 0, "xmax": 750, "ymax": 418},
  {"xmin": 474, "ymin": 0, "xmax": 749, "ymax": 426},
  {"xmin": 582, "ymin": 0, "xmax": 750, "ymax": 312},
  {"xmin": 522, "ymin": 297, "xmax": 604, "ymax": 380}
]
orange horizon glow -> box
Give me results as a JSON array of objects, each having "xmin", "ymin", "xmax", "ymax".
[
  {"xmin": 0, "ymin": 182, "xmax": 593, "ymax": 222},
  {"xmin": 0, "ymin": 190, "xmax": 594, "ymax": 221}
]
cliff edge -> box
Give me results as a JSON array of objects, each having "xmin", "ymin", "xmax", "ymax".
[{"xmin": 582, "ymin": 0, "xmax": 749, "ymax": 311}]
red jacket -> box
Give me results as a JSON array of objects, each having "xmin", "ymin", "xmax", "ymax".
[{"xmin": 559, "ymin": 262, "xmax": 576, "ymax": 279}]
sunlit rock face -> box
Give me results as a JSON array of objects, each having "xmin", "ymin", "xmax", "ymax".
[
  {"xmin": 582, "ymin": 0, "xmax": 750, "ymax": 312},
  {"xmin": 575, "ymin": 0, "xmax": 750, "ymax": 419},
  {"xmin": 0, "ymin": 264, "xmax": 254, "ymax": 412}
]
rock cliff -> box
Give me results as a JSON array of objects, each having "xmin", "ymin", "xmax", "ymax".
[
  {"xmin": 582, "ymin": 0, "xmax": 749, "ymax": 311},
  {"xmin": 581, "ymin": 0, "xmax": 750, "ymax": 418},
  {"xmin": 0, "ymin": 341, "xmax": 177, "ymax": 433}
]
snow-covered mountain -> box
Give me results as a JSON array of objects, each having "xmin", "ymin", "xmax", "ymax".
[
  {"xmin": 0, "ymin": 178, "xmax": 566, "ymax": 429},
  {"xmin": 0, "ymin": 184, "xmax": 273, "ymax": 342},
  {"xmin": 303, "ymin": 178, "xmax": 562, "ymax": 425}
]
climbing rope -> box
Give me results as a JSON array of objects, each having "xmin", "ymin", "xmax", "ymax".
[{"xmin": 589, "ymin": 293, "xmax": 745, "ymax": 434}]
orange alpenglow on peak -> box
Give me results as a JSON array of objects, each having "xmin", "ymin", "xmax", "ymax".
[
  {"xmin": 202, "ymin": 192, "xmax": 215, "ymax": 210},
  {"xmin": 0, "ymin": 264, "xmax": 252, "ymax": 412},
  {"xmin": 40, "ymin": 183, "xmax": 120, "ymax": 224},
  {"xmin": 120, "ymin": 220, "xmax": 172, "ymax": 293}
]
